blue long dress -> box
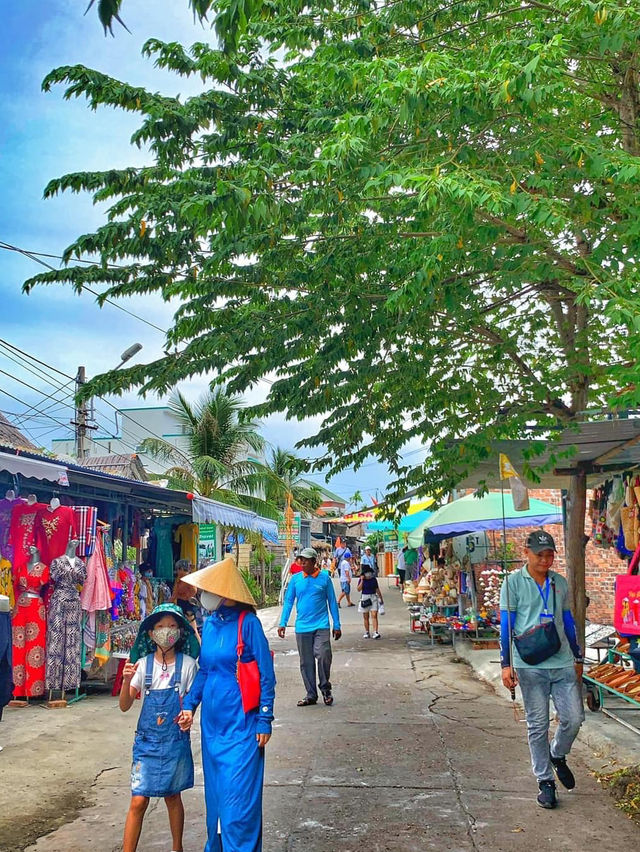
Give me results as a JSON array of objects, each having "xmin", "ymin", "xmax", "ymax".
[{"xmin": 183, "ymin": 605, "xmax": 276, "ymax": 852}]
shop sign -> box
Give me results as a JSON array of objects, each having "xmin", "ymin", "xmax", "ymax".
[
  {"xmin": 198, "ymin": 523, "xmax": 217, "ymax": 564},
  {"xmin": 383, "ymin": 530, "xmax": 398, "ymax": 552},
  {"xmin": 278, "ymin": 511, "xmax": 301, "ymax": 544}
]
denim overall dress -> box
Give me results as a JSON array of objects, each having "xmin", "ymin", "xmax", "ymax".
[{"xmin": 130, "ymin": 652, "xmax": 194, "ymax": 798}]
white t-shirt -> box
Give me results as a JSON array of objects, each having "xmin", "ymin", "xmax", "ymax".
[
  {"xmin": 339, "ymin": 560, "xmax": 352, "ymax": 582},
  {"xmin": 130, "ymin": 654, "xmax": 198, "ymax": 700}
]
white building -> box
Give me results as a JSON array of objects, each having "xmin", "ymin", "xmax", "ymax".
[{"xmin": 51, "ymin": 406, "xmax": 193, "ymax": 475}]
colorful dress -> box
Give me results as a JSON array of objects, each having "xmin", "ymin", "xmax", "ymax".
[
  {"xmin": 12, "ymin": 560, "xmax": 49, "ymax": 698},
  {"xmin": 8, "ymin": 503, "xmax": 47, "ymax": 573},
  {"xmin": 0, "ymin": 496, "xmax": 24, "ymax": 562},
  {"xmin": 46, "ymin": 555, "xmax": 87, "ymax": 691},
  {"xmin": 35, "ymin": 505, "xmax": 78, "ymax": 565},
  {"xmin": 183, "ymin": 605, "xmax": 276, "ymax": 852}
]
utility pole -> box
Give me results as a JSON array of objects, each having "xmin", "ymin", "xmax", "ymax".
[{"xmin": 71, "ymin": 366, "xmax": 97, "ymax": 462}]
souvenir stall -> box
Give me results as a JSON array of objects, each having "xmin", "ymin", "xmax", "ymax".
[
  {"xmin": 401, "ymin": 491, "xmax": 563, "ymax": 644},
  {"xmin": 582, "ymin": 471, "xmax": 640, "ymax": 732}
]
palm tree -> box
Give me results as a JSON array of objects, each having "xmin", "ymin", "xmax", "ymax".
[
  {"xmin": 263, "ymin": 448, "xmax": 323, "ymax": 515},
  {"xmin": 140, "ymin": 388, "xmax": 275, "ymax": 515}
]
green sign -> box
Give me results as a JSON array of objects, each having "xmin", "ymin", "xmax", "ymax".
[
  {"xmin": 383, "ymin": 530, "xmax": 398, "ymax": 553},
  {"xmin": 278, "ymin": 511, "xmax": 301, "ymax": 544},
  {"xmin": 198, "ymin": 523, "xmax": 217, "ymax": 565}
]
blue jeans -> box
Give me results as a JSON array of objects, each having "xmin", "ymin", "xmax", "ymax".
[{"xmin": 516, "ymin": 665, "xmax": 584, "ymax": 782}]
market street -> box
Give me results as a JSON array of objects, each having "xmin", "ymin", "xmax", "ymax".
[{"xmin": 1, "ymin": 580, "xmax": 636, "ymax": 852}]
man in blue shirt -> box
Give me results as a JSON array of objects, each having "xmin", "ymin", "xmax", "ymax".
[
  {"xmin": 278, "ymin": 547, "xmax": 342, "ymax": 706},
  {"xmin": 500, "ymin": 530, "xmax": 584, "ymax": 810}
]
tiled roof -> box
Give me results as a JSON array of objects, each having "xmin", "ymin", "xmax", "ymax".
[{"xmin": 0, "ymin": 413, "xmax": 37, "ymax": 450}]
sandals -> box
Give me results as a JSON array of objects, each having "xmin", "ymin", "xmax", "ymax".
[
  {"xmin": 297, "ymin": 698, "xmax": 317, "ymax": 706},
  {"xmin": 322, "ymin": 692, "xmax": 334, "ymax": 706}
]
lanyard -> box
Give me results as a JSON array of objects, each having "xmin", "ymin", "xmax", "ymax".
[{"xmin": 536, "ymin": 577, "xmax": 552, "ymax": 614}]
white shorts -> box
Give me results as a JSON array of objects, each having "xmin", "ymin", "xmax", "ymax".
[{"xmin": 358, "ymin": 594, "xmax": 379, "ymax": 613}]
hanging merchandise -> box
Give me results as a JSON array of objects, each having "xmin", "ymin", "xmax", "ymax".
[
  {"xmin": 8, "ymin": 501, "xmax": 48, "ymax": 572},
  {"xmin": 175, "ymin": 522, "xmax": 199, "ymax": 565},
  {"xmin": 613, "ymin": 543, "xmax": 640, "ymax": 636},
  {"xmin": 46, "ymin": 554, "xmax": 87, "ymax": 691},
  {"xmin": 73, "ymin": 505, "xmax": 98, "ymax": 558},
  {"xmin": 80, "ymin": 528, "xmax": 112, "ymax": 614},
  {"xmin": 0, "ymin": 556, "xmax": 14, "ymax": 608},
  {"xmin": 35, "ymin": 504, "xmax": 78, "ymax": 565},
  {"xmin": 0, "ymin": 493, "xmax": 24, "ymax": 563},
  {"xmin": 12, "ymin": 549, "xmax": 49, "ymax": 698},
  {"xmin": 0, "ymin": 595, "xmax": 11, "ymax": 724},
  {"xmin": 151, "ymin": 516, "xmax": 177, "ymax": 579}
]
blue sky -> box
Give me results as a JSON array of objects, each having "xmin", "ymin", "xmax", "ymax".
[{"xmin": 0, "ymin": 1, "xmax": 425, "ymax": 505}]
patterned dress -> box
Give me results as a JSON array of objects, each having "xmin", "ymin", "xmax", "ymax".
[
  {"xmin": 12, "ymin": 560, "xmax": 49, "ymax": 698},
  {"xmin": 8, "ymin": 503, "xmax": 47, "ymax": 573},
  {"xmin": 35, "ymin": 505, "xmax": 78, "ymax": 565},
  {"xmin": 46, "ymin": 556, "xmax": 87, "ymax": 691}
]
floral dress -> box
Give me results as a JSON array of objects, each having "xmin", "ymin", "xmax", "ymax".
[{"xmin": 12, "ymin": 561, "xmax": 49, "ymax": 698}]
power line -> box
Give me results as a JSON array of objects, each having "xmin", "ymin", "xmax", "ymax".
[{"xmin": 0, "ymin": 241, "xmax": 167, "ymax": 334}]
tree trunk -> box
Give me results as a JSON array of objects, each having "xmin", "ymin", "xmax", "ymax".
[{"xmin": 564, "ymin": 468, "xmax": 587, "ymax": 649}]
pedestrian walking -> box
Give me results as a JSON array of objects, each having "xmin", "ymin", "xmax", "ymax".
[
  {"xmin": 500, "ymin": 530, "xmax": 584, "ymax": 810},
  {"xmin": 358, "ymin": 564, "xmax": 384, "ymax": 639},
  {"xmin": 360, "ymin": 545, "xmax": 378, "ymax": 577},
  {"xmin": 396, "ymin": 546, "xmax": 407, "ymax": 587},
  {"xmin": 177, "ymin": 556, "xmax": 276, "ymax": 852},
  {"xmin": 119, "ymin": 604, "xmax": 201, "ymax": 852},
  {"xmin": 278, "ymin": 546, "xmax": 341, "ymax": 706},
  {"xmin": 337, "ymin": 550, "xmax": 355, "ymax": 607}
]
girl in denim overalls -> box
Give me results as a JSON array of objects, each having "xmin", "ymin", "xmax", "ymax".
[{"xmin": 120, "ymin": 603, "xmax": 200, "ymax": 852}]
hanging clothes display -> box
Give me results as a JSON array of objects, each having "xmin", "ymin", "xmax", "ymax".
[
  {"xmin": 175, "ymin": 523, "xmax": 199, "ymax": 566},
  {"xmin": 35, "ymin": 504, "xmax": 78, "ymax": 565},
  {"xmin": 151, "ymin": 517, "xmax": 177, "ymax": 579},
  {"xmin": 12, "ymin": 558, "xmax": 49, "ymax": 698},
  {"xmin": 45, "ymin": 555, "xmax": 87, "ymax": 691},
  {"xmin": 0, "ymin": 557, "xmax": 14, "ymax": 609},
  {"xmin": 80, "ymin": 528, "xmax": 112, "ymax": 614},
  {"xmin": 0, "ymin": 605, "xmax": 12, "ymax": 720},
  {"xmin": 73, "ymin": 505, "xmax": 98, "ymax": 558},
  {"xmin": 0, "ymin": 495, "xmax": 24, "ymax": 562},
  {"xmin": 8, "ymin": 503, "xmax": 47, "ymax": 572}
]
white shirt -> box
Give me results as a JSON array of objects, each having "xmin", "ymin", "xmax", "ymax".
[
  {"xmin": 130, "ymin": 654, "xmax": 198, "ymax": 700},
  {"xmin": 339, "ymin": 560, "xmax": 352, "ymax": 582}
]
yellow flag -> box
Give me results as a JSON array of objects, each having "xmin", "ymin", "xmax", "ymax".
[{"xmin": 499, "ymin": 453, "xmax": 518, "ymax": 480}]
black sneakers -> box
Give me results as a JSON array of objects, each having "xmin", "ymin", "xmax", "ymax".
[
  {"xmin": 550, "ymin": 753, "xmax": 576, "ymax": 790},
  {"xmin": 537, "ymin": 780, "xmax": 558, "ymax": 809}
]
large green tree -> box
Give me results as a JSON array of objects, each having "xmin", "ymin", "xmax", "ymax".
[
  {"xmin": 263, "ymin": 447, "xmax": 323, "ymax": 514},
  {"xmin": 27, "ymin": 1, "xmax": 640, "ymax": 639}
]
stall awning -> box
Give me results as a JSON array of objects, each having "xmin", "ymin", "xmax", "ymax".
[
  {"xmin": 0, "ymin": 450, "xmax": 69, "ymax": 486},
  {"xmin": 191, "ymin": 496, "xmax": 278, "ymax": 543}
]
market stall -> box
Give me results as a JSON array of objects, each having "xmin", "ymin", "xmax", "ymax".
[{"xmin": 0, "ymin": 444, "xmax": 279, "ymax": 708}]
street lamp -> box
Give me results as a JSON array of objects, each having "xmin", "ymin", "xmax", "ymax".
[{"xmin": 116, "ymin": 342, "xmax": 143, "ymax": 370}]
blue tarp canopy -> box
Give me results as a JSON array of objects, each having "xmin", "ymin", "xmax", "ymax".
[{"xmin": 191, "ymin": 495, "xmax": 279, "ymax": 543}]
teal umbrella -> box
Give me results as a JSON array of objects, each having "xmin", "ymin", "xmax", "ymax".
[
  {"xmin": 407, "ymin": 492, "xmax": 562, "ymax": 547},
  {"xmin": 366, "ymin": 509, "xmax": 432, "ymax": 533}
]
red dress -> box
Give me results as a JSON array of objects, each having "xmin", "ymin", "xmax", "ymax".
[
  {"xmin": 8, "ymin": 503, "xmax": 47, "ymax": 572},
  {"xmin": 12, "ymin": 560, "xmax": 49, "ymax": 698},
  {"xmin": 34, "ymin": 505, "xmax": 78, "ymax": 565}
]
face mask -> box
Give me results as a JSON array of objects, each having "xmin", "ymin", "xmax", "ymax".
[
  {"xmin": 151, "ymin": 626, "xmax": 181, "ymax": 650},
  {"xmin": 200, "ymin": 591, "xmax": 224, "ymax": 611}
]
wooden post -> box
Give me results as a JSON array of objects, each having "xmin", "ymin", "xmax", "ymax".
[{"xmin": 564, "ymin": 468, "xmax": 588, "ymax": 648}]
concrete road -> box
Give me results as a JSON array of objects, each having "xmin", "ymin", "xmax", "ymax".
[{"xmin": 1, "ymin": 579, "xmax": 637, "ymax": 851}]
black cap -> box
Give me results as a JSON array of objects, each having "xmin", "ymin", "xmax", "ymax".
[{"xmin": 526, "ymin": 530, "xmax": 557, "ymax": 553}]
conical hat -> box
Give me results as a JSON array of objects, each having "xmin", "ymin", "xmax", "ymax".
[{"xmin": 181, "ymin": 556, "xmax": 257, "ymax": 606}]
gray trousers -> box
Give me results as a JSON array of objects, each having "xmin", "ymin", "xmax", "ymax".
[
  {"xmin": 516, "ymin": 665, "xmax": 584, "ymax": 782},
  {"xmin": 296, "ymin": 629, "xmax": 332, "ymax": 700}
]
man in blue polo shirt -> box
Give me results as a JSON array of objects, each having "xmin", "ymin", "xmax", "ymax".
[
  {"xmin": 278, "ymin": 547, "xmax": 341, "ymax": 706},
  {"xmin": 500, "ymin": 530, "xmax": 584, "ymax": 810}
]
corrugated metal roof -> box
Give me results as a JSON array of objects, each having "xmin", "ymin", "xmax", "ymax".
[{"xmin": 81, "ymin": 454, "xmax": 148, "ymax": 482}]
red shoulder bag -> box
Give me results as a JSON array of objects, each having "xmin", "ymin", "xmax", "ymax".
[{"xmin": 236, "ymin": 610, "xmax": 274, "ymax": 713}]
